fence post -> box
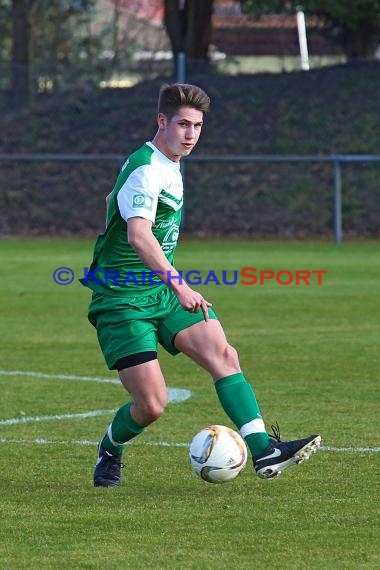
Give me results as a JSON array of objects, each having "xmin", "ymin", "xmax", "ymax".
[
  {"xmin": 177, "ymin": 52, "xmax": 186, "ymax": 83},
  {"xmin": 333, "ymin": 158, "xmax": 343, "ymax": 245},
  {"xmin": 177, "ymin": 52, "xmax": 186, "ymax": 227}
]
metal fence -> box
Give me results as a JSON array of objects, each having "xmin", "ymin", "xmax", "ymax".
[
  {"xmin": 186, "ymin": 154, "xmax": 380, "ymax": 244},
  {"xmin": 0, "ymin": 153, "xmax": 379, "ymax": 242}
]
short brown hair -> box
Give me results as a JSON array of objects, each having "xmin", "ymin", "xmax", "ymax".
[{"xmin": 158, "ymin": 83, "xmax": 210, "ymax": 119}]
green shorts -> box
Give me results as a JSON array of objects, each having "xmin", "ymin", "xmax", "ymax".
[{"xmin": 88, "ymin": 287, "xmax": 218, "ymax": 370}]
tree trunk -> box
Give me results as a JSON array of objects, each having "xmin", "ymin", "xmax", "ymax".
[
  {"xmin": 185, "ymin": 0, "xmax": 213, "ymax": 59},
  {"xmin": 163, "ymin": 0, "xmax": 214, "ymax": 77},
  {"xmin": 163, "ymin": 0, "xmax": 185, "ymax": 57},
  {"xmin": 112, "ymin": 0, "xmax": 122, "ymax": 65},
  {"xmin": 11, "ymin": 0, "xmax": 31, "ymax": 107}
]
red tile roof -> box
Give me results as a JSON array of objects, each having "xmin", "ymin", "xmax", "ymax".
[
  {"xmin": 214, "ymin": 13, "xmax": 326, "ymax": 30},
  {"xmin": 107, "ymin": 0, "xmax": 163, "ymax": 21},
  {"xmin": 107, "ymin": 0, "xmax": 325, "ymax": 30}
]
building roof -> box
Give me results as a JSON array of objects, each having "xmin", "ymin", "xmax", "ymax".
[
  {"xmin": 213, "ymin": 13, "xmax": 326, "ymax": 30},
  {"xmin": 106, "ymin": 0, "xmax": 325, "ymax": 30}
]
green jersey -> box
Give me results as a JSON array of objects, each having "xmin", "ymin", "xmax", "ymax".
[{"xmin": 81, "ymin": 142, "xmax": 183, "ymax": 297}]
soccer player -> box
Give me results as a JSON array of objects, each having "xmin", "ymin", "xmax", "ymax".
[{"xmin": 81, "ymin": 83, "xmax": 321, "ymax": 486}]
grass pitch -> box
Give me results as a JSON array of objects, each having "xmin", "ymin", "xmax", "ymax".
[{"xmin": 0, "ymin": 238, "xmax": 379, "ymax": 569}]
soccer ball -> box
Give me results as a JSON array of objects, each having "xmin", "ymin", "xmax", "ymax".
[{"xmin": 189, "ymin": 425, "xmax": 248, "ymax": 483}]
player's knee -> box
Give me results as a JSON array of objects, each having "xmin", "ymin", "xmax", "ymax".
[
  {"xmin": 222, "ymin": 344, "xmax": 240, "ymax": 370},
  {"xmin": 139, "ymin": 395, "xmax": 168, "ymax": 424}
]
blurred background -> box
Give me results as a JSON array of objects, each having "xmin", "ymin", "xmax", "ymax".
[{"xmin": 1, "ymin": 0, "xmax": 380, "ymax": 239}]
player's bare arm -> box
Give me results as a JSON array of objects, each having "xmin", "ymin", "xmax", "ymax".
[{"xmin": 127, "ymin": 217, "xmax": 212, "ymax": 321}]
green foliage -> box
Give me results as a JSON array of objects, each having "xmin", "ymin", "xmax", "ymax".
[
  {"xmin": 31, "ymin": 0, "xmax": 100, "ymax": 65},
  {"xmin": 0, "ymin": 0, "xmax": 11, "ymax": 63},
  {"xmin": 239, "ymin": 0, "xmax": 380, "ymax": 55},
  {"xmin": 306, "ymin": 0, "xmax": 380, "ymax": 31},
  {"xmin": 240, "ymin": 0, "xmax": 380, "ymax": 28},
  {"xmin": 0, "ymin": 0, "xmax": 101, "ymax": 65}
]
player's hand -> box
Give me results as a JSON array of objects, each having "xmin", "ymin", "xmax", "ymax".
[{"xmin": 176, "ymin": 286, "xmax": 212, "ymax": 321}]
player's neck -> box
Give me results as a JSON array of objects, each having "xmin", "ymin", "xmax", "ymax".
[{"xmin": 151, "ymin": 133, "xmax": 181, "ymax": 163}]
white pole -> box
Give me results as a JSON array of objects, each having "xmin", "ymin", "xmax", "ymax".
[{"xmin": 296, "ymin": 9, "xmax": 310, "ymax": 70}]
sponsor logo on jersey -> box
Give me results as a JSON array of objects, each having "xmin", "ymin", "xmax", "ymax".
[
  {"xmin": 133, "ymin": 194, "xmax": 153, "ymax": 210},
  {"xmin": 162, "ymin": 223, "xmax": 180, "ymax": 254}
]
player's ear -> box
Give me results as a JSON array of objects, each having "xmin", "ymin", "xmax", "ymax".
[{"xmin": 157, "ymin": 112, "xmax": 167, "ymax": 130}]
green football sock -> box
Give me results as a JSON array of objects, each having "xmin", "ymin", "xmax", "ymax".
[
  {"xmin": 102, "ymin": 401, "xmax": 144, "ymax": 455},
  {"xmin": 215, "ymin": 373, "xmax": 270, "ymax": 457}
]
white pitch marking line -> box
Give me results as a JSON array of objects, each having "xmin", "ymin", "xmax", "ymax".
[
  {"xmin": 1, "ymin": 371, "xmax": 378, "ymax": 453},
  {"xmin": 0, "ymin": 409, "xmax": 116, "ymax": 426},
  {"xmin": 0, "ymin": 438, "xmax": 189, "ymax": 447},
  {"xmin": 0, "ymin": 369, "xmax": 120, "ymax": 384},
  {"xmin": 0, "ymin": 438, "xmax": 100, "ymax": 446},
  {"xmin": 0, "ymin": 438, "xmax": 378, "ymax": 452},
  {"xmin": 321, "ymin": 446, "xmax": 380, "ymax": 453},
  {"xmin": 0, "ymin": 369, "xmax": 192, "ymax": 404}
]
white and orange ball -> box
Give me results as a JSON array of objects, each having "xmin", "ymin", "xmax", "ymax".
[{"xmin": 189, "ymin": 425, "xmax": 248, "ymax": 483}]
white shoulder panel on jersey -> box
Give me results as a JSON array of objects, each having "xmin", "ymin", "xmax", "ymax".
[{"xmin": 117, "ymin": 164, "xmax": 160, "ymax": 223}]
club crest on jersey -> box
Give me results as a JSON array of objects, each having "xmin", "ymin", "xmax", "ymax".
[{"xmin": 133, "ymin": 194, "xmax": 153, "ymax": 210}]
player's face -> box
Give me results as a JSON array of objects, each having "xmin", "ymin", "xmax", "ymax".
[{"xmin": 157, "ymin": 106, "xmax": 203, "ymax": 162}]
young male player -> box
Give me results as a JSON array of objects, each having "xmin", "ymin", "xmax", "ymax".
[{"xmin": 81, "ymin": 83, "xmax": 321, "ymax": 486}]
